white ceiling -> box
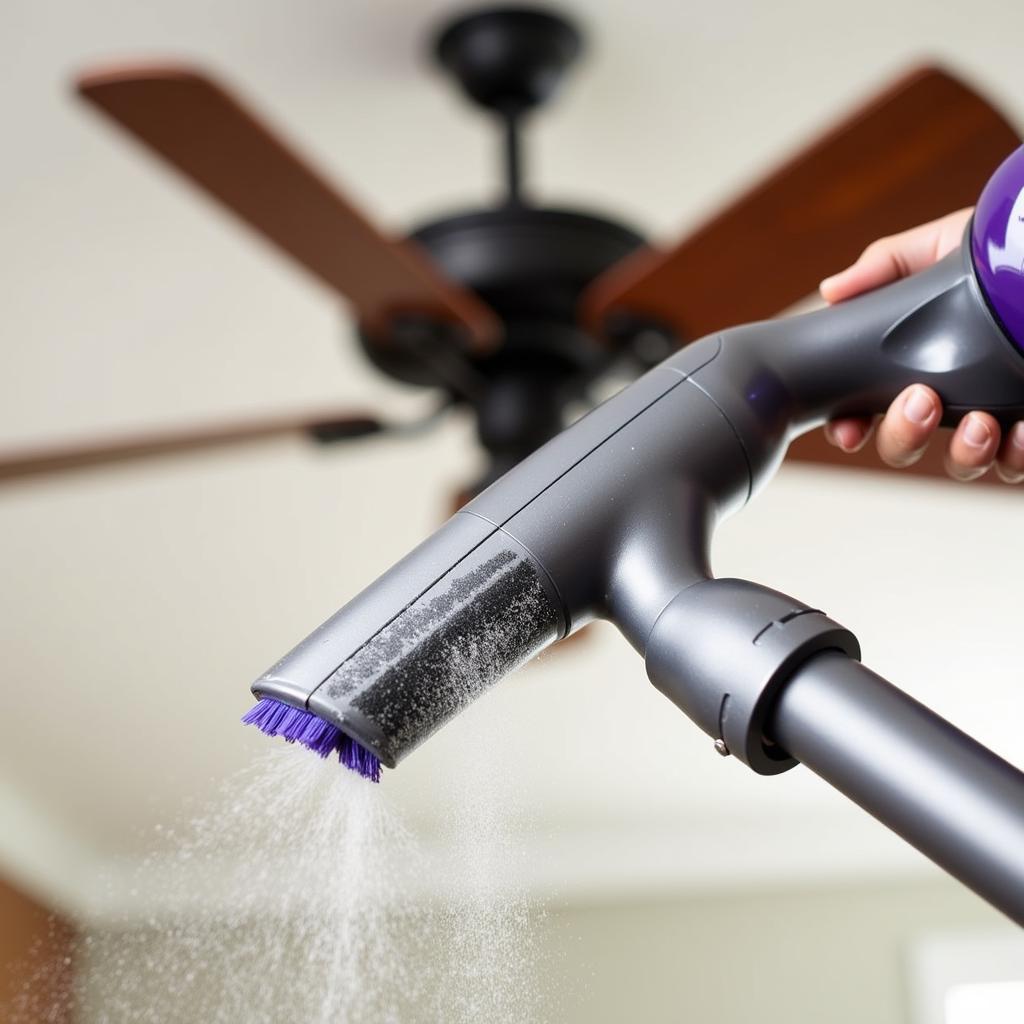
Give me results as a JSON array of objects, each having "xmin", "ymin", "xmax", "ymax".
[{"xmin": 3, "ymin": 0, "xmax": 1024, "ymax": 919}]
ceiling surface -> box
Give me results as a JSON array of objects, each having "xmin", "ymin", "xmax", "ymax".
[{"xmin": 3, "ymin": 0, "xmax": 1024, "ymax": 920}]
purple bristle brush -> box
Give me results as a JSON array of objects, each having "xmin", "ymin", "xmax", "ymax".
[{"xmin": 242, "ymin": 698, "xmax": 381, "ymax": 783}]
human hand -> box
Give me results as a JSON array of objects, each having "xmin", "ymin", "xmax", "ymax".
[{"xmin": 821, "ymin": 208, "xmax": 1024, "ymax": 482}]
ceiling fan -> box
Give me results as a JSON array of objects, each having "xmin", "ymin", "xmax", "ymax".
[{"xmin": 2, "ymin": 5, "xmax": 1018, "ymax": 493}]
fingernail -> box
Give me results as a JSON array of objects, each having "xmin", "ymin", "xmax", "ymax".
[
  {"xmin": 834, "ymin": 427, "xmax": 856, "ymax": 452},
  {"xmin": 1012, "ymin": 422, "xmax": 1024, "ymax": 450},
  {"xmin": 903, "ymin": 386, "xmax": 935, "ymax": 425},
  {"xmin": 819, "ymin": 276, "xmax": 836, "ymax": 292},
  {"xmin": 963, "ymin": 414, "xmax": 992, "ymax": 449}
]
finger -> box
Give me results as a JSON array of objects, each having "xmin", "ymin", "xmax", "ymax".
[
  {"xmin": 996, "ymin": 422, "xmax": 1024, "ymax": 483},
  {"xmin": 945, "ymin": 412, "xmax": 1000, "ymax": 481},
  {"xmin": 824, "ymin": 417, "xmax": 874, "ymax": 452},
  {"xmin": 820, "ymin": 239, "xmax": 909, "ymax": 304},
  {"xmin": 875, "ymin": 385, "xmax": 941, "ymax": 467},
  {"xmin": 820, "ymin": 208, "xmax": 973, "ymax": 304}
]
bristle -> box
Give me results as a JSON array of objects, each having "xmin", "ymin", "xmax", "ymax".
[
  {"xmin": 340, "ymin": 735, "xmax": 382, "ymax": 782},
  {"xmin": 242, "ymin": 698, "xmax": 381, "ymax": 783}
]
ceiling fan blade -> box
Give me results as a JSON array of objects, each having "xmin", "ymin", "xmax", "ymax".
[
  {"xmin": 76, "ymin": 64, "xmax": 500, "ymax": 350},
  {"xmin": 581, "ymin": 66, "xmax": 1020, "ymax": 341},
  {"xmin": 0, "ymin": 409, "xmax": 383, "ymax": 485}
]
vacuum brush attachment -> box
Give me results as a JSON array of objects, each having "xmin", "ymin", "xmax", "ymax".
[
  {"xmin": 245, "ymin": 520, "xmax": 563, "ymax": 780},
  {"xmin": 242, "ymin": 698, "xmax": 382, "ymax": 782}
]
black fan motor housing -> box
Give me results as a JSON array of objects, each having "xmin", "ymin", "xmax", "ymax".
[
  {"xmin": 356, "ymin": 205, "xmax": 648, "ymax": 486},
  {"xmin": 367, "ymin": 206, "xmax": 643, "ymax": 380}
]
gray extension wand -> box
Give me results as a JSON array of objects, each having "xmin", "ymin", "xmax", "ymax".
[{"xmin": 247, "ymin": 147, "xmax": 1024, "ymax": 925}]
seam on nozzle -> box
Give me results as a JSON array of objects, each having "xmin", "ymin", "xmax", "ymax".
[
  {"xmin": 461, "ymin": 509, "xmax": 570, "ymax": 638},
  {"xmin": 495, "ymin": 522, "xmax": 571, "ymax": 639},
  {"xmin": 306, "ymin": 519, "xmax": 502, "ymax": 700},
  {"xmin": 487, "ymin": 377, "xmax": 688, "ymax": 529},
  {"xmin": 682, "ymin": 375, "xmax": 754, "ymax": 506}
]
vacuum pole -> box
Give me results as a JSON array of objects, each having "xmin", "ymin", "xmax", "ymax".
[{"xmin": 770, "ymin": 650, "xmax": 1024, "ymax": 926}]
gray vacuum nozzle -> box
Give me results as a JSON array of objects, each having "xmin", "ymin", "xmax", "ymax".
[
  {"xmin": 254, "ymin": 520, "xmax": 563, "ymax": 767},
  {"xmin": 256, "ymin": 234, "xmax": 1024, "ymax": 776}
]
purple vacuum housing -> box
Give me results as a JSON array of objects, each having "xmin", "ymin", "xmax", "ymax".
[{"xmin": 972, "ymin": 144, "xmax": 1024, "ymax": 349}]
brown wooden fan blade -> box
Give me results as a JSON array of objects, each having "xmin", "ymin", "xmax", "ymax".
[
  {"xmin": 76, "ymin": 64, "xmax": 500, "ymax": 350},
  {"xmin": 581, "ymin": 66, "xmax": 1020, "ymax": 341},
  {"xmin": 0, "ymin": 410, "xmax": 381, "ymax": 485}
]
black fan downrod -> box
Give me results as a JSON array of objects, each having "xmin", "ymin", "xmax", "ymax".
[{"xmin": 435, "ymin": 6, "xmax": 582, "ymax": 204}]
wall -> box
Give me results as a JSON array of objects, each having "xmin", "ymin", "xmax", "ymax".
[
  {"xmin": 542, "ymin": 879, "xmax": 1008, "ymax": 1024},
  {"xmin": 74, "ymin": 875, "xmax": 1011, "ymax": 1024}
]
